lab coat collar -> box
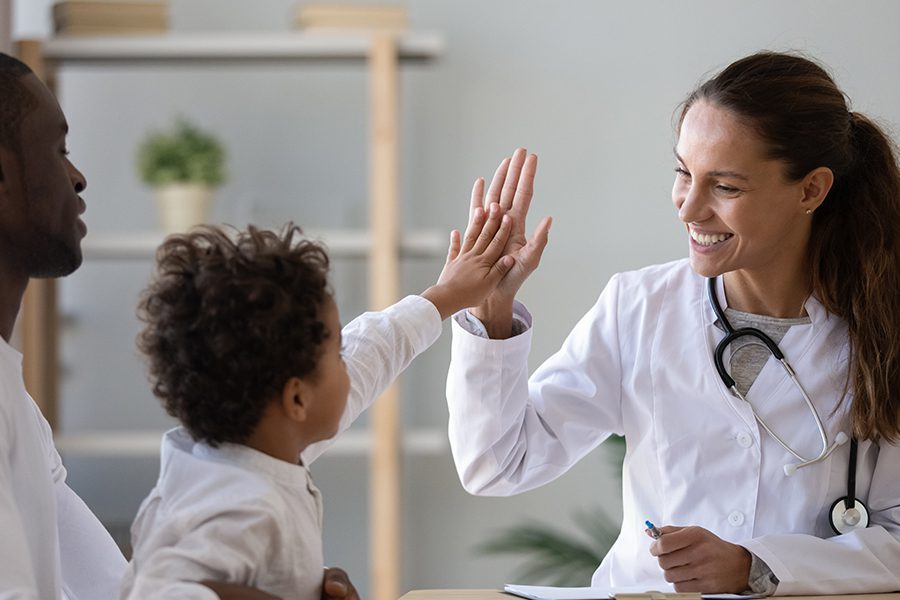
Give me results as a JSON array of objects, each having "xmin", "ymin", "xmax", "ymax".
[
  {"xmin": 700, "ymin": 273, "xmax": 829, "ymax": 328},
  {"xmin": 161, "ymin": 426, "xmax": 313, "ymax": 488}
]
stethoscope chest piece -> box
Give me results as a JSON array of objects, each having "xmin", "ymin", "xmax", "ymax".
[{"xmin": 829, "ymin": 496, "xmax": 870, "ymax": 535}]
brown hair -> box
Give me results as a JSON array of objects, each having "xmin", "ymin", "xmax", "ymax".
[
  {"xmin": 679, "ymin": 51, "xmax": 900, "ymax": 442},
  {"xmin": 137, "ymin": 224, "xmax": 332, "ymax": 446}
]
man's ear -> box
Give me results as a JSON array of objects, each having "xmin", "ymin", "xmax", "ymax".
[{"xmin": 281, "ymin": 376, "xmax": 310, "ymax": 423}]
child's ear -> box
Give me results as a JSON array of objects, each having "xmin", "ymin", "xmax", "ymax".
[{"xmin": 281, "ymin": 376, "xmax": 310, "ymax": 422}]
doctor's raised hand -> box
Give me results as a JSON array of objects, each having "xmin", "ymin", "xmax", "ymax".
[{"xmin": 467, "ymin": 148, "xmax": 552, "ymax": 339}]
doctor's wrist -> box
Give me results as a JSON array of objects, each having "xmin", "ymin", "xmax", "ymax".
[{"xmin": 470, "ymin": 299, "xmax": 515, "ymax": 339}]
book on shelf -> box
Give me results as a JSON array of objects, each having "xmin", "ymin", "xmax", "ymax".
[
  {"xmin": 293, "ymin": 3, "xmax": 408, "ymax": 32},
  {"xmin": 52, "ymin": 0, "xmax": 168, "ymax": 36}
]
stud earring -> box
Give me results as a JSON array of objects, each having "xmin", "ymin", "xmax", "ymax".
[{"xmin": 805, "ymin": 209, "xmax": 813, "ymax": 215}]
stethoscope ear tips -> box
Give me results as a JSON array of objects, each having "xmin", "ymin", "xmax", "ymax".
[
  {"xmin": 783, "ymin": 463, "xmax": 798, "ymax": 476},
  {"xmin": 835, "ymin": 431, "xmax": 849, "ymax": 445}
]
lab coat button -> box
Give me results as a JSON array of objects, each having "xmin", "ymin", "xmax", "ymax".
[
  {"xmin": 728, "ymin": 511, "xmax": 745, "ymax": 527},
  {"xmin": 736, "ymin": 432, "xmax": 753, "ymax": 448}
]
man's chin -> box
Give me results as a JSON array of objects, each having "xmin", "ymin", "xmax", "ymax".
[{"xmin": 29, "ymin": 241, "xmax": 83, "ymax": 278}]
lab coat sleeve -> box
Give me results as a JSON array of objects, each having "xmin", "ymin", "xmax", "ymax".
[
  {"xmin": 122, "ymin": 506, "xmax": 281, "ymax": 600},
  {"xmin": 741, "ymin": 440, "xmax": 900, "ymax": 595},
  {"xmin": 56, "ymin": 482, "xmax": 127, "ymax": 600},
  {"xmin": 302, "ymin": 294, "xmax": 442, "ymax": 464},
  {"xmin": 446, "ymin": 276, "xmax": 626, "ymax": 496}
]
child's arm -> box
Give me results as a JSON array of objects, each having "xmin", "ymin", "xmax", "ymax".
[
  {"xmin": 302, "ymin": 179, "xmax": 514, "ymax": 463},
  {"xmin": 122, "ymin": 497, "xmax": 290, "ymax": 599}
]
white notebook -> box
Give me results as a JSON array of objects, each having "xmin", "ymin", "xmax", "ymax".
[{"xmin": 503, "ymin": 584, "xmax": 765, "ymax": 600}]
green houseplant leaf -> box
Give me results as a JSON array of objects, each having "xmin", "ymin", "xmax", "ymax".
[{"xmin": 137, "ymin": 118, "xmax": 226, "ymax": 187}]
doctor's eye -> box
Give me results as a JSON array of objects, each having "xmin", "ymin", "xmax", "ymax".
[
  {"xmin": 715, "ymin": 184, "xmax": 741, "ymax": 195},
  {"xmin": 674, "ymin": 167, "xmax": 691, "ymax": 180}
]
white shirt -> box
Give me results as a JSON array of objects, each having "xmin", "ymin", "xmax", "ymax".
[
  {"xmin": 0, "ymin": 338, "xmax": 126, "ymax": 600},
  {"xmin": 120, "ymin": 428, "xmax": 325, "ymax": 600},
  {"xmin": 447, "ymin": 259, "xmax": 900, "ymax": 596},
  {"xmin": 123, "ymin": 295, "xmax": 442, "ymax": 598}
]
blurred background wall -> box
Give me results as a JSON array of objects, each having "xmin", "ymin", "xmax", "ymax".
[{"xmin": 10, "ymin": 0, "xmax": 900, "ymax": 596}]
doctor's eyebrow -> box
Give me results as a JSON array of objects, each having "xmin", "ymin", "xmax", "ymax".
[{"xmin": 673, "ymin": 150, "xmax": 751, "ymax": 182}]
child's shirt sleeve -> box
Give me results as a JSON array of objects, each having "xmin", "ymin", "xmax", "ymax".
[{"xmin": 302, "ymin": 294, "xmax": 442, "ymax": 464}]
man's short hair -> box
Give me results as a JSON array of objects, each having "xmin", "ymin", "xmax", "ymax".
[{"xmin": 0, "ymin": 53, "xmax": 37, "ymax": 151}]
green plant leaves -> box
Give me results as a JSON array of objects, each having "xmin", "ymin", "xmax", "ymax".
[
  {"xmin": 137, "ymin": 118, "xmax": 226, "ymax": 187},
  {"xmin": 475, "ymin": 435, "xmax": 626, "ymax": 586},
  {"xmin": 476, "ymin": 508, "xmax": 621, "ymax": 586}
]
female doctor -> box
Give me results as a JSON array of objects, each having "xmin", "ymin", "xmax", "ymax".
[{"xmin": 446, "ymin": 51, "xmax": 900, "ymax": 596}]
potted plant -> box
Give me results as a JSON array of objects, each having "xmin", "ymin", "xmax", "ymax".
[{"xmin": 137, "ymin": 118, "xmax": 226, "ymax": 233}]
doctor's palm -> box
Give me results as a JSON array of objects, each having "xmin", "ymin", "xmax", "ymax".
[{"xmin": 475, "ymin": 149, "xmax": 552, "ymax": 306}]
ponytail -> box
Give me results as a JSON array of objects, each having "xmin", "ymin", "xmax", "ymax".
[{"xmin": 810, "ymin": 113, "xmax": 900, "ymax": 442}]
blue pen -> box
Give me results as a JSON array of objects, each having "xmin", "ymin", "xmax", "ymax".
[{"xmin": 644, "ymin": 520, "xmax": 662, "ymax": 540}]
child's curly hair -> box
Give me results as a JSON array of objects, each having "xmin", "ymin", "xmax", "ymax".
[{"xmin": 137, "ymin": 223, "xmax": 332, "ymax": 446}]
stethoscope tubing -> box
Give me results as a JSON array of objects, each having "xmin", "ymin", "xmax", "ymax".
[
  {"xmin": 705, "ymin": 276, "xmax": 867, "ymax": 533},
  {"xmin": 707, "ymin": 277, "xmax": 835, "ymax": 466}
]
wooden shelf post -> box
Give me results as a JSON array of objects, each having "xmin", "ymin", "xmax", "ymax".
[{"xmin": 369, "ymin": 33, "xmax": 401, "ymax": 600}]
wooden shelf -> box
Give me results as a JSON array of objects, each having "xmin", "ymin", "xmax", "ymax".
[
  {"xmin": 81, "ymin": 229, "xmax": 447, "ymax": 260},
  {"xmin": 55, "ymin": 427, "xmax": 448, "ymax": 458},
  {"xmin": 42, "ymin": 32, "xmax": 443, "ymax": 63}
]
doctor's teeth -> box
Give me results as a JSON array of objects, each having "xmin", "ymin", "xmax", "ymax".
[{"xmin": 691, "ymin": 231, "xmax": 732, "ymax": 246}]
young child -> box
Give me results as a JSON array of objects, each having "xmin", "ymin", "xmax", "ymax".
[{"xmin": 119, "ymin": 199, "xmax": 520, "ymax": 599}]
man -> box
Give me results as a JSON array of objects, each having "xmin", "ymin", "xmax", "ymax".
[{"xmin": 0, "ymin": 52, "xmax": 360, "ymax": 600}]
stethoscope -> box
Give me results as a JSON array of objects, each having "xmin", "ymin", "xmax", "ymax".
[{"xmin": 707, "ymin": 276, "xmax": 869, "ymax": 534}]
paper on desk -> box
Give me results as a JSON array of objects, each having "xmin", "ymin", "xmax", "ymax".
[{"xmin": 503, "ymin": 584, "xmax": 764, "ymax": 600}]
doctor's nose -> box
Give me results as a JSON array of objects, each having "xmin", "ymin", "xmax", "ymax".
[{"xmin": 674, "ymin": 183, "xmax": 707, "ymax": 223}]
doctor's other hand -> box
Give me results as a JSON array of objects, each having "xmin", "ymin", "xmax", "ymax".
[
  {"xmin": 322, "ymin": 567, "xmax": 360, "ymax": 600},
  {"xmin": 648, "ymin": 525, "xmax": 751, "ymax": 594},
  {"xmin": 421, "ymin": 179, "xmax": 515, "ymax": 320},
  {"xmin": 470, "ymin": 148, "xmax": 552, "ymax": 338}
]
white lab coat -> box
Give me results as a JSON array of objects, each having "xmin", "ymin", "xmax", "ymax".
[{"xmin": 447, "ymin": 259, "xmax": 900, "ymax": 595}]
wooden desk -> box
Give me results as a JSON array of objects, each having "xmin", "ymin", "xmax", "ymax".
[{"xmin": 399, "ymin": 589, "xmax": 900, "ymax": 600}]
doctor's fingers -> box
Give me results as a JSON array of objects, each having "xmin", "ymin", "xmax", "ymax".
[
  {"xmin": 648, "ymin": 526, "xmax": 694, "ymax": 556},
  {"xmin": 483, "ymin": 156, "xmax": 513, "ymax": 210},
  {"xmin": 497, "ymin": 148, "xmax": 529, "ymax": 212},
  {"xmin": 517, "ymin": 216, "xmax": 552, "ymax": 270},
  {"xmin": 505, "ymin": 153, "xmax": 537, "ymax": 223},
  {"xmin": 468, "ymin": 177, "xmax": 486, "ymax": 224}
]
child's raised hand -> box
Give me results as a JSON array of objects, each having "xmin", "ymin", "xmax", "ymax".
[{"xmin": 421, "ymin": 177, "xmax": 515, "ymax": 320}]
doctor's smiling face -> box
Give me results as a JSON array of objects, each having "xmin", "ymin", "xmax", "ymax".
[{"xmin": 672, "ymin": 100, "xmax": 821, "ymax": 281}]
